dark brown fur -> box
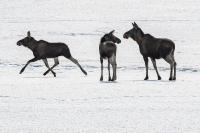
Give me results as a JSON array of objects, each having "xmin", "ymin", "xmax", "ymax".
[
  {"xmin": 123, "ymin": 22, "xmax": 177, "ymax": 80},
  {"xmin": 17, "ymin": 31, "xmax": 87, "ymax": 77}
]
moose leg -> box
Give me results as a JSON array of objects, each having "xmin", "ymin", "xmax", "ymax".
[
  {"xmin": 100, "ymin": 57, "xmax": 103, "ymax": 81},
  {"xmin": 42, "ymin": 59, "xmax": 56, "ymax": 77},
  {"xmin": 108, "ymin": 60, "xmax": 111, "ymax": 81},
  {"xmin": 173, "ymin": 62, "xmax": 177, "ymax": 80},
  {"xmin": 143, "ymin": 56, "xmax": 149, "ymax": 80},
  {"xmin": 20, "ymin": 57, "xmax": 39, "ymax": 74},
  {"xmin": 150, "ymin": 57, "xmax": 161, "ymax": 80},
  {"xmin": 109, "ymin": 55, "xmax": 116, "ymax": 81},
  {"xmin": 114, "ymin": 62, "xmax": 117, "ymax": 80},
  {"xmin": 68, "ymin": 57, "xmax": 87, "ymax": 75},
  {"xmin": 169, "ymin": 64, "xmax": 173, "ymax": 80},
  {"xmin": 164, "ymin": 55, "xmax": 175, "ymax": 80},
  {"xmin": 43, "ymin": 57, "xmax": 59, "ymax": 76},
  {"xmin": 111, "ymin": 62, "xmax": 116, "ymax": 81}
]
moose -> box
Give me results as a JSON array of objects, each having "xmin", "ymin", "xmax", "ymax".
[
  {"xmin": 99, "ymin": 30, "xmax": 121, "ymax": 81},
  {"xmin": 123, "ymin": 22, "xmax": 177, "ymax": 80},
  {"xmin": 17, "ymin": 31, "xmax": 87, "ymax": 77}
]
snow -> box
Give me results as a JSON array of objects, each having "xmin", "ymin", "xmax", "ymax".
[{"xmin": 0, "ymin": 0, "xmax": 200, "ymax": 132}]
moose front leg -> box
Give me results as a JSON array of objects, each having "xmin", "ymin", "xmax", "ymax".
[
  {"xmin": 143, "ymin": 56, "xmax": 149, "ymax": 80},
  {"xmin": 20, "ymin": 58, "xmax": 39, "ymax": 74}
]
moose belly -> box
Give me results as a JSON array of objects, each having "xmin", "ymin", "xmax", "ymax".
[
  {"xmin": 103, "ymin": 57, "xmax": 108, "ymax": 60},
  {"xmin": 40, "ymin": 50, "xmax": 62, "ymax": 58},
  {"xmin": 147, "ymin": 52, "xmax": 161, "ymax": 59}
]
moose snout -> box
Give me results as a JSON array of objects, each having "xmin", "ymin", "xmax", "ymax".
[
  {"xmin": 123, "ymin": 34, "xmax": 129, "ymax": 39},
  {"xmin": 117, "ymin": 39, "xmax": 121, "ymax": 44},
  {"xmin": 17, "ymin": 41, "xmax": 21, "ymax": 46}
]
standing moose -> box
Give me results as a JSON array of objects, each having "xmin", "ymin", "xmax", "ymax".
[
  {"xmin": 17, "ymin": 31, "xmax": 87, "ymax": 77},
  {"xmin": 123, "ymin": 22, "xmax": 177, "ymax": 80},
  {"xmin": 99, "ymin": 30, "xmax": 121, "ymax": 81}
]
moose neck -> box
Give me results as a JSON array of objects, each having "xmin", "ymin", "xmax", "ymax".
[
  {"xmin": 100, "ymin": 37, "xmax": 106, "ymax": 43},
  {"xmin": 134, "ymin": 28, "xmax": 144, "ymax": 45},
  {"xmin": 27, "ymin": 39, "xmax": 38, "ymax": 51}
]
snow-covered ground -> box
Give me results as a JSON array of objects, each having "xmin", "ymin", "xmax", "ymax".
[{"xmin": 0, "ymin": 0, "xmax": 200, "ymax": 132}]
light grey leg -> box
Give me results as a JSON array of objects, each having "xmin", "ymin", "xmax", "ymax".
[
  {"xmin": 68, "ymin": 57, "xmax": 87, "ymax": 75},
  {"xmin": 164, "ymin": 55, "xmax": 175, "ymax": 80},
  {"xmin": 109, "ymin": 55, "xmax": 116, "ymax": 81},
  {"xmin": 111, "ymin": 63, "xmax": 116, "ymax": 81},
  {"xmin": 108, "ymin": 60, "xmax": 111, "ymax": 81},
  {"xmin": 42, "ymin": 59, "xmax": 56, "ymax": 77},
  {"xmin": 43, "ymin": 57, "xmax": 59, "ymax": 76},
  {"xmin": 100, "ymin": 57, "xmax": 103, "ymax": 81},
  {"xmin": 114, "ymin": 62, "xmax": 117, "ymax": 80}
]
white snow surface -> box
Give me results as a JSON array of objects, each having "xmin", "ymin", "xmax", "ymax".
[{"xmin": 0, "ymin": 0, "xmax": 200, "ymax": 132}]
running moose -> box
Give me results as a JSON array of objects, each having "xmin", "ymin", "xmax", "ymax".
[
  {"xmin": 17, "ymin": 31, "xmax": 87, "ymax": 77},
  {"xmin": 123, "ymin": 22, "xmax": 177, "ymax": 80},
  {"xmin": 99, "ymin": 30, "xmax": 121, "ymax": 81}
]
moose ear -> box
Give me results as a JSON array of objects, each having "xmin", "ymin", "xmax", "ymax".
[
  {"xmin": 27, "ymin": 31, "xmax": 31, "ymax": 38},
  {"xmin": 109, "ymin": 30, "xmax": 115, "ymax": 35},
  {"xmin": 132, "ymin": 22, "xmax": 138, "ymax": 28}
]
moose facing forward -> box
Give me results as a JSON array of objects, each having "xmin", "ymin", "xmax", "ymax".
[
  {"xmin": 17, "ymin": 31, "xmax": 87, "ymax": 77},
  {"xmin": 123, "ymin": 22, "xmax": 177, "ymax": 80},
  {"xmin": 99, "ymin": 30, "xmax": 121, "ymax": 81}
]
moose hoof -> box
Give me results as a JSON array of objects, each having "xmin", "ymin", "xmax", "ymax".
[
  {"xmin": 43, "ymin": 72, "xmax": 47, "ymax": 76},
  {"xmin": 173, "ymin": 77, "xmax": 176, "ymax": 80},
  {"xmin": 158, "ymin": 76, "xmax": 161, "ymax": 80},
  {"xmin": 83, "ymin": 71, "xmax": 87, "ymax": 75},
  {"xmin": 100, "ymin": 77, "xmax": 103, "ymax": 81},
  {"xmin": 108, "ymin": 78, "xmax": 112, "ymax": 81},
  {"xmin": 111, "ymin": 77, "xmax": 116, "ymax": 81},
  {"xmin": 20, "ymin": 69, "xmax": 24, "ymax": 74},
  {"xmin": 144, "ymin": 77, "xmax": 149, "ymax": 80},
  {"xmin": 169, "ymin": 77, "xmax": 173, "ymax": 80}
]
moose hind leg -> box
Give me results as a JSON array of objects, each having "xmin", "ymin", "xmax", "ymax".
[
  {"xmin": 43, "ymin": 57, "xmax": 59, "ymax": 76},
  {"xmin": 100, "ymin": 57, "xmax": 103, "ymax": 81},
  {"xmin": 173, "ymin": 61, "xmax": 177, "ymax": 80},
  {"xmin": 150, "ymin": 57, "xmax": 161, "ymax": 80},
  {"xmin": 111, "ymin": 62, "xmax": 116, "ymax": 81},
  {"xmin": 68, "ymin": 57, "xmax": 87, "ymax": 75},
  {"xmin": 114, "ymin": 62, "xmax": 117, "ymax": 80},
  {"xmin": 109, "ymin": 55, "xmax": 116, "ymax": 81},
  {"xmin": 164, "ymin": 55, "xmax": 175, "ymax": 80},
  {"xmin": 42, "ymin": 59, "xmax": 56, "ymax": 77},
  {"xmin": 108, "ymin": 60, "xmax": 111, "ymax": 81}
]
